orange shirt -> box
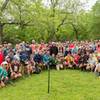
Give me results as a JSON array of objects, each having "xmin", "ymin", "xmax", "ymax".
[{"xmin": 65, "ymin": 55, "xmax": 74, "ymax": 63}]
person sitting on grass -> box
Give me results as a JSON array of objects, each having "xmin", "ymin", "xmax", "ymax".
[
  {"xmin": 86, "ymin": 54, "xmax": 97, "ymax": 71},
  {"xmin": 64, "ymin": 53, "xmax": 74, "ymax": 69},
  {"xmin": 79, "ymin": 52, "xmax": 89, "ymax": 71},
  {"xmin": 11, "ymin": 59, "xmax": 22, "ymax": 79},
  {"xmin": 73, "ymin": 53, "xmax": 80, "ymax": 69},
  {"xmin": 25, "ymin": 60, "xmax": 35, "ymax": 75},
  {"xmin": 33, "ymin": 51, "xmax": 42, "ymax": 74},
  {"xmin": 48, "ymin": 54, "xmax": 57, "ymax": 69},
  {"xmin": 42, "ymin": 50, "xmax": 50, "ymax": 70},
  {"xmin": 94, "ymin": 59, "xmax": 100, "ymax": 78},
  {"xmin": 56, "ymin": 53, "xmax": 64, "ymax": 70},
  {"xmin": 4, "ymin": 56, "xmax": 13, "ymax": 79},
  {"xmin": 0, "ymin": 62, "xmax": 9, "ymax": 88}
]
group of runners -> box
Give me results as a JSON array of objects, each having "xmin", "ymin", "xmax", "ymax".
[{"xmin": 0, "ymin": 40, "xmax": 100, "ymax": 87}]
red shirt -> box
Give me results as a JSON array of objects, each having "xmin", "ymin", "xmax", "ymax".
[
  {"xmin": 69, "ymin": 44, "xmax": 75, "ymax": 49},
  {"xmin": 0, "ymin": 51, "xmax": 4, "ymax": 65},
  {"xmin": 74, "ymin": 54, "xmax": 80, "ymax": 64}
]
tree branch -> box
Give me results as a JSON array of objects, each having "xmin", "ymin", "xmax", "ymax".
[
  {"xmin": 1, "ymin": 0, "xmax": 10, "ymax": 12},
  {"xmin": 56, "ymin": 14, "xmax": 68, "ymax": 32}
]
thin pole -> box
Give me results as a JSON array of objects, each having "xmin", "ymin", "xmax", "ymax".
[{"xmin": 48, "ymin": 64, "xmax": 50, "ymax": 93}]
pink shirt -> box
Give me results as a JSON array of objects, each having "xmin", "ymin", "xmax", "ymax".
[
  {"xmin": 30, "ymin": 44, "xmax": 36, "ymax": 53},
  {"xmin": 39, "ymin": 44, "xmax": 45, "ymax": 50},
  {"xmin": 97, "ymin": 47, "xmax": 100, "ymax": 53}
]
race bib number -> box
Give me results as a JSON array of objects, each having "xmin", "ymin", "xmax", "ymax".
[{"xmin": 14, "ymin": 66, "xmax": 18, "ymax": 72}]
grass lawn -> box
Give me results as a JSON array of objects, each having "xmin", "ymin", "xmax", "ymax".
[{"xmin": 0, "ymin": 69, "xmax": 100, "ymax": 100}]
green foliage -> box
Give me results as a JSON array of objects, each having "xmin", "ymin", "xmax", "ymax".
[
  {"xmin": 0, "ymin": 0, "xmax": 100, "ymax": 43},
  {"xmin": 91, "ymin": 0, "xmax": 100, "ymax": 37}
]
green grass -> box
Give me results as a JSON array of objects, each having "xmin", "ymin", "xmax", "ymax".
[{"xmin": 0, "ymin": 69, "xmax": 100, "ymax": 100}]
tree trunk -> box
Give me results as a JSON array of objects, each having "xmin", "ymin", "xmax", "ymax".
[
  {"xmin": 71, "ymin": 23, "xmax": 78, "ymax": 40},
  {"xmin": 74, "ymin": 29, "xmax": 78, "ymax": 40},
  {"xmin": 0, "ymin": 23, "xmax": 3, "ymax": 44}
]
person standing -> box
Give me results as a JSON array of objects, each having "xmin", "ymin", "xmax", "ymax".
[
  {"xmin": 0, "ymin": 45, "xmax": 4, "ymax": 65},
  {"xmin": 30, "ymin": 40, "xmax": 36, "ymax": 54},
  {"xmin": 49, "ymin": 42, "xmax": 58, "ymax": 57}
]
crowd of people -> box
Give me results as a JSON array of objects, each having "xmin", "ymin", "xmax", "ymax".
[{"xmin": 0, "ymin": 40, "xmax": 100, "ymax": 88}]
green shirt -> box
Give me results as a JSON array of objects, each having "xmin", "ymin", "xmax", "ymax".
[
  {"xmin": 0, "ymin": 66, "xmax": 8, "ymax": 80},
  {"xmin": 0, "ymin": 66, "xmax": 3, "ymax": 80}
]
